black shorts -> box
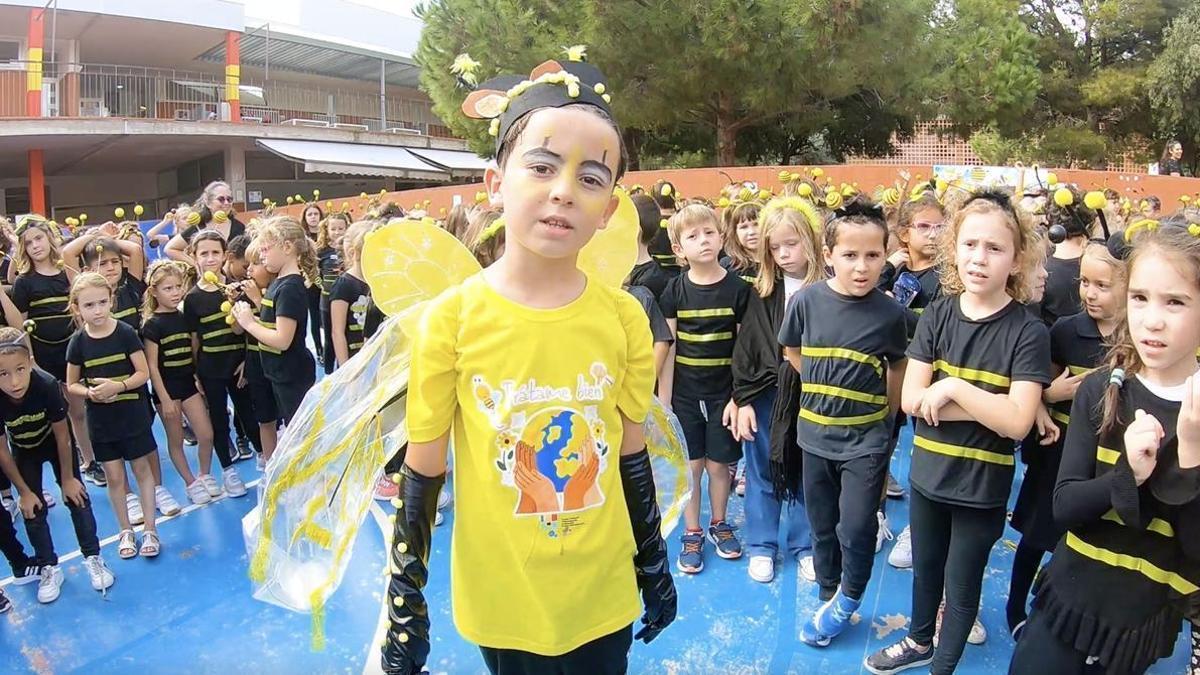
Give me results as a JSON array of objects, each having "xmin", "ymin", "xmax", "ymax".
[
  {"xmin": 92, "ymin": 431, "xmax": 156, "ymax": 464},
  {"xmin": 32, "ymin": 342, "xmax": 68, "ymax": 382},
  {"xmin": 480, "ymin": 624, "xmax": 632, "ymax": 675},
  {"xmin": 247, "ymin": 376, "xmax": 278, "ymax": 425},
  {"xmin": 271, "ymin": 375, "xmax": 314, "ymax": 425},
  {"xmin": 674, "ymin": 395, "xmax": 741, "ymax": 464},
  {"xmin": 154, "ymin": 376, "xmax": 199, "ymax": 403}
]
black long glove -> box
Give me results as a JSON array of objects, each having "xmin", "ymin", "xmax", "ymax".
[
  {"xmin": 619, "ymin": 448, "xmax": 677, "ymax": 644},
  {"xmin": 381, "ymin": 465, "xmax": 445, "ymax": 675}
]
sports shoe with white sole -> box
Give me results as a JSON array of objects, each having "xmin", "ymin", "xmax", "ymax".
[
  {"xmin": 126, "ymin": 493, "xmax": 144, "ymax": 526},
  {"xmin": 799, "ymin": 555, "xmax": 817, "ymax": 583},
  {"xmin": 37, "ymin": 565, "xmax": 63, "ymax": 604},
  {"xmin": 222, "ymin": 467, "xmax": 247, "ymax": 498},
  {"xmin": 199, "ymin": 473, "xmax": 222, "ymax": 498},
  {"xmin": 748, "ymin": 555, "xmax": 774, "ymax": 583},
  {"xmin": 888, "ymin": 525, "xmax": 912, "ymax": 568},
  {"xmin": 83, "ymin": 555, "xmax": 114, "ymax": 592},
  {"xmin": 41, "ymin": 491, "xmax": 55, "ymax": 508},
  {"xmin": 155, "ymin": 485, "xmax": 181, "ymax": 516},
  {"xmin": 185, "ymin": 480, "xmax": 211, "ymax": 505}
]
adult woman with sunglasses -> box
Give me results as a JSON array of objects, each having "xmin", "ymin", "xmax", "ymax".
[{"xmin": 163, "ymin": 181, "xmax": 247, "ymax": 265}]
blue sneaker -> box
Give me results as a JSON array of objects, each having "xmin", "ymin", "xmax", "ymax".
[
  {"xmin": 707, "ymin": 521, "xmax": 742, "ymax": 560},
  {"xmin": 813, "ymin": 588, "xmax": 861, "ymax": 641},
  {"xmin": 677, "ymin": 531, "xmax": 705, "ymax": 573},
  {"xmin": 800, "ymin": 614, "xmax": 831, "ymax": 647}
]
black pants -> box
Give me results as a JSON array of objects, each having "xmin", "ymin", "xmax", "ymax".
[
  {"xmin": 479, "ymin": 625, "xmax": 632, "ymax": 675},
  {"xmin": 199, "ymin": 376, "xmax": 262, "ymax": 469},
  {"xmin": 1009, "ymin": 606, "xmax": 1102, "ymax": 674},
  {"xmin": 1006, "ymin": 538, "xmax": 1047, "ymax": 632},
  {"xmin": 321, "ymin": 304, "xmax": 335, "ymax": 375},
  {"xmin": 0, "ymin": 497, "xmax": 32, "ymax": 575},
  {"xmin": 909, "ymin": 490, "xmax": 1006, "ymax": 675},
  {"xmin": 271, "ymin": 374, "xmax": 315, "ymax": 426},
  {"xmin": 16, "ymin": 442, "xmax": 100, "ymax": 565},
  {"xmin": 803, "ymin": 451, "xmax": 888, "ymax": 599},
  {"xmin": 307, "ymin": 286, "xmax": 323, "ymax": 355}
]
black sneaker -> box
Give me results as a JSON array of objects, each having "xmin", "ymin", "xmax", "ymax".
[
  {"xmin": 11, "ymin": 563, "xmax": 42, "ymax": 586},
  {"xmin": 864, "ymin": 637, "xmax": 934, "ymax": 674},
  {"xmin": 182, "ymin": 423, "xmax": 197, "ymax": 447},
  {"xmin": 0, "ymin": 588, "xmax": 10, "ymax": 614},
  {"xmin": 1190, "ymin": 622, "xmax": 1199, "ymax": 672},
  {"xmin": 235, "ymin": 436, "xmax": 252, "ymax": 461},
  {"xmin": 83, "ymin": 462, "xmax": 107, "ymax": 487},
  {"xmin": 886, "ymin": 471, "xmax": 905, "ymax": 499}
]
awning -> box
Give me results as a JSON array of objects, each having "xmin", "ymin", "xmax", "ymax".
[
  {"xmin": 256, "ymin": 138, "xmax": 458, "ymax": 180},
  {"xmin": 406, "ymin": 148, "xmax": 491, "ymax": 176}
]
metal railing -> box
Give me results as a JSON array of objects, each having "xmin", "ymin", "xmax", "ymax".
[{"xmin": 0, "ymin": 60, "xmax": 453, "ymax": 137}]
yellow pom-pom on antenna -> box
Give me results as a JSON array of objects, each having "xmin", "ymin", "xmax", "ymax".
[
  {"xmin": 186, "ymin": 211, "xmax": 201, "ymax": 226},
  {"xmin": 882, "ymin": 187, "xmax": 900, "ymax": 206},
  {"xmin": 133, "ymin": 205, "xmax": 144, "ymax": 217},
  {"xmin": 213, "ymin": 211, "xmax": 230, "ymax": 224},
  {"xmin": 80, "ymin": 213, "xmax": 88, "ymax": 221},
  {"xmin": 1084, "ymin": 191, "xmax": 1107, "ymax": 210},
  {"xmin": 203, "ymin": 271, "xmax": 220, "ymax": 285},
  {"xmin": 22, "ymin": 319, "xmax": 35, "ymax": 334},
  {"xmin": 313, "ymin": 189, "xmax": 320, "ymax": 199},
  {"xmin": 1053, "ymin": 188, "xmax": 1074, "ymax": 208},
  {"xmin": 220, "ymin": 301, "xmax": 232, "ymax": 313},
  {"xmin": 286, "ymin": 196, "xmax": 294, "ymax": 205},
  {"xmin": 114, "ymin": 207, "xmax": 125, "ymax": 219},
  {"xmin": 797, "ymin": 183, "xmax": 813, "ymax": 198},
  {"xmin": 1046, "ymin": 172, "xmax": 1058, "ymax": 187},
  {"xmin": 824, "ymin": 190, "xmax": 843, "ymax": 209},
  {"xmin": 811, "ymin": 167, "xmax": 824, "ymax": 178}
]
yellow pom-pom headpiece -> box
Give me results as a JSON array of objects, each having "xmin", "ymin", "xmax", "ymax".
[
  {"xmin": 133, "ymin": 205, "xmax": 144, "ymax": 217},
  {"xmin": 761, "ymin": 196, "xmax": 823, "ymax": 235},
  {"xmin": 824, "ymin": 190, "xmax": 843, "ymax": 210},
  {"xmin": 186, "ymin": 211, "xmax": 202, "ymax": 226},
  {"xmin": 450, "ymin": 53, "xmax": 482, "ymax": 86},
  {"xmin": 1053, "ymin": 188, "xmax": 1074, "ymax": 208},
  {"xmin": 1046, "ymin": 172, "xmax": 1058, "ymax": 187},
  {"xmin": 1124, "ymin": 218, "xmax": 1159, "ymax": 242},
  {"xmin": 810, "ymin": 167, "xmax": 824, "ymax": 178},
  {"xmin": 717, "ymin": 197, "xmax": 731, "ymax": 209},
  {"xmin": 114, "ymin": 207, "xmax": 125, "ymax": 219},
  {"xmin": 203, "ymin": 271, "xmax": 220, "ymax": 285},
  {"xmin": 881, "ymin": 187, "xmax": 901, "ymax": 206},
  {"xmin": 213, "ymin": 210, "xmax": 230, "ymax": 224},
  {"xmin": 563, "ymin": 45, "xmax": 588, "ymax": 62},
  {"xmin": 797, "ymin": 183, "xmax": 813, "ymax": 198},
  {"xmin": 1083, "ymin": 191, "xmax": 1107, "ymax": 211},
  {"xmin": 475, "ymin": 216, "xmax": 506, "ymax": 245}
]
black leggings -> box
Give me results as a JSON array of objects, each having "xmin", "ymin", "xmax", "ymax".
[
  {"xmin": 479, "ymin": 624, "xmax": 632, "ymax": 675},
  {"xmin": 909, "ymin": 490, "xmax": 1006, "ymax": 675},
  {"xmin": 199, "ymin": 376, "xmax": 262, "ymax": 469},
  {"xmin": 1009, "ymin": 606, "xmax": 1103, "ymax": 674},
  {"xmin": 803, "ymin": 451, "xmax": 888, "ymax": 599},
  {"xmin": 307, "ymin": 286, "xmax": 322, "ymax": 355},
  {"xmin": 1006, "ymin": 538, "xmax": 1047, "ymax": 634},
  {"xmin": 16, "ymin": 442, "xmax": 100, "ymax": 565}
]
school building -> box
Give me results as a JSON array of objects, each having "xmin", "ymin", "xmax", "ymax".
[{"xmin": 0, "ymin": 0, "xmax": 486, "ymax": 221}]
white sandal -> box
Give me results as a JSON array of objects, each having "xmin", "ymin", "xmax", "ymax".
[
  {"xmin": 118, "ymin": 529, "xmax": 137, "ymax": 559},
  {"xmin": 139, "ymin": 531, "xmax": 161, "ymax": 558}
]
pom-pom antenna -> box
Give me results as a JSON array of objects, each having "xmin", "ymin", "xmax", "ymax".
[
  {"xmin": 563, "ymin": 45, "xmax": 588, "ymax": 62},
  {"xmin": 451, "ymin": 53, "xmax": 481, "ymax": 87},
  {"xmin": 1053, "ymin": 187, "xmax": 1074, "ymax": 208}
]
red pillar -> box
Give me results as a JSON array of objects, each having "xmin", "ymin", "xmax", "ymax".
[
  {"xmin": 225, "ymin": 31, "xmax": 241, "ymax": 123},
  {"xmin": 26, "ymin": 9, "xmax": 43, "ymax": 116},
  {"xmin": 28, "ymin": 150, "xmax": 45, "ymax": 215}
]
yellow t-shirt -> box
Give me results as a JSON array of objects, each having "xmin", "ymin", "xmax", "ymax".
[{"xmin": 407, "ymin": 272, "xmax": 656, "ymax": 655}]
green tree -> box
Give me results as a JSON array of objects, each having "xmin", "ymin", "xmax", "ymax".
[{"xmin": 1147, "ymin": 0, "xmax": 1200, "ymax": 172}]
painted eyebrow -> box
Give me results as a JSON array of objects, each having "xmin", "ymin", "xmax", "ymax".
[{"xmin": 521, "ymin": 147, "xmax": 613, "ymax": 183}]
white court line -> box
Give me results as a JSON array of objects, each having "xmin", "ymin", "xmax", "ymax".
[{"xmin": 0, "ymin": 477, "xmax": 262, "ymax": 588}]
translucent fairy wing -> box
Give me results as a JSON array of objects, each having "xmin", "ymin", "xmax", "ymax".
[
  {"xmin": 577, "ymin": 187, "xmax": 639, "ymax": 288},
  {"xmin": 245, "ymin": 313, "xmax": 411, "ymax": 647},
  {"xmin": 361, "ymin": 220, "xmax": 482, "ymax": 318},
  {"xmin": 642, "ymin": 396, "xmax": 692, "ymax": 536}
]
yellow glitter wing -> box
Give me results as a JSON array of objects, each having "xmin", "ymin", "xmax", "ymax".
[{"xmin": 577, "ymin": 187, "xmax": 639, "ymax": 288}]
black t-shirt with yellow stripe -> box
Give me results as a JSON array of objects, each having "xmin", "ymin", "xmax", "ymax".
[
  {"xmin": 183, "ymin": 285, "xmax": 242, "ymax": 379},
  {"xmin": 12, "ymin": 270, "xmax": 73, "ymax": 346},
  {"xmin": 112, "ymin": 271, "xmax": 147, "ymax": 331},
  {"xmin": 65, "ymin": 320, "xmax": 151, "ymax": 442},
  {"xmin": 907, "ymin": 295, "xmax": 1050, "ymax": 508},
  {"xmin": 259, "ymin": 274, "xmax": 315, "ymax": 383},
  {"xmin": 140, "ymin": 309, "xmax": 194, "ymax": 381},
  {"xmin": 1038, "ymin": 371, "xmax": 1200, "ymax": 673},
  {"xmin": 778, "ymin": 281, "xmax": 908, "ymax": 460},
  {"xmin": 660, "ymin": 270, "xmax": 750, "ymax": 401},
  {"xmin": 0, "ymin": 368, "xmax": 66, "ymax": 452},
  {"xmin": 329, "ymin": 272, "xmax": 380, "ymax": 360},
  {"xmin": 1047, "ymin": 311, "xmax": 1106, "ymax": 429}
]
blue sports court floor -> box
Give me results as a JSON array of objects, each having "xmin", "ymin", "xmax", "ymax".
[{"xmin": 1, "ymin": 421, "xmax": 1193, "ymax": 674}]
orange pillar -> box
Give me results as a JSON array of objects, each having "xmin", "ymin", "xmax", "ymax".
[
  {"xmin": 225, "ymin": 31, "xmax": 240, "ymax": 123},
  {"xmin": 28, "ymin": 150, "xmax": 45, "ymax": 215},
  {"xmin": 26, "ymin": 9, "xmax": 43, "ymax": 116}
]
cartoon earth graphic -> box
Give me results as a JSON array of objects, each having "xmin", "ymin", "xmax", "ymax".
[{"xmin": 519, "ymin": 408, "xmax": 595, "ymax": 491}]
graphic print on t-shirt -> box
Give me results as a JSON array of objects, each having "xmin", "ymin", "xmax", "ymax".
[{"xmin": 477, "ymin": 361, "xmax": 616, "ymax": 537}]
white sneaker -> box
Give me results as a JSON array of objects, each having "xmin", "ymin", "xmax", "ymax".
[
  {"xmin": 434, "ymin": 510, "xmax": 444, "ymax": 527},
  {"xmin": 126, "ymin": 493, "xmax": 145, "ymax": 526},
  {"xmin": 255, "ymin": 453, "xmax": 266, "ymax": 471},
  {"xmin": 968, "ymin": 617, "xmax": 988, "ymax": 645},
  {"xmin": 876, "ymin": 512, "xmax": 893, "ymax": 553},
  {"xmin": 437, "ymin": 487, "xmax": 451, "ymax": 510},
  {"xmin": 748, "ymin": 555, "xmax": 775, "ymax": 583},
  {"xmin": 798, "ymin": 555, "xmax": 816, "ymax": 583},
  {"xmin": 222, "ymin": 467, "xmax": 247, "ymax": 498},
  {"xmin": 155, "ymin": 485, "xmax": 181, "ymax": 516},
  {"xmin": 199, "ymin": 473, "xmax": 222, "ymax": 498},
  {"xmin": 1, "ymin": 495, "xmax": 17, "ymax": 521},
  {"xmin": 888, "ymin": 525, "xmax": 913, "ymax": 569},
  {"xmin": 185, "ymin": 479, "xmax": 212, "ymax": 505},
  {"xmin": 83, "ymin": 555, "xmax": 114, "ymax": 591},
  {"xmin": 41, "ymin": 490, "xmax": 55, "ymax": 508},
  {"xmin": 37, "ymin": 565, "xmax": 63, "ymax": 603}
]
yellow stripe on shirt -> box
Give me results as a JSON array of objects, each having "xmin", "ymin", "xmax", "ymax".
[
  {"xmin": 801, "ymin": 383, "xmax": 888, "ymax": 406},
  {"xmin": 798, "ymin": 406, "xmax": 889, "ymax": 427},
  {"xmin": 677, "ymin": 330, "xmax": 733, "ymax": 343},
  {"xmin": 677, "ymin": 308, "xmax": 734, "ymax": 318},
  {"xmin": 1101, "ymin": 509, "xmax": 1175, "ymax": 538},
  {"xmin": 1065, "ymin": 532, "xmax": 1197, "ymax": 595},
  {"xmin": 932, "ymin": 359, "xmax": 1011, "ymax": 388},
  {"xmin": 1097, "ymin": 446, "xmax": 1120, "ymax": 465},
  {"xmin": 675, "ymin": 355, "xmax": 732, "ymax": 367},
  {"xmin": 83, "ymin": 353, "xmax": 127, "ymax": 368},
  {"xmin": 1050, "ymin": 410, "xmax": 1070, "ymax": 426},
  {"xmin": 914, "ymin": 435, "xmax": 1015, "ymax": 466},
  {"xmin": 800, "ymin": 346, "xmax": 882, "ymax": 376}
]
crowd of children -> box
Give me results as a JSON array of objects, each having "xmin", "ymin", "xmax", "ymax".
[
  {"xmin": 0, "ymin": 154, "xmax": 1198, "ymax": 673},
  {"xmin": 0, "ymin": 180, "xmax": 417, "ymax": 612}
]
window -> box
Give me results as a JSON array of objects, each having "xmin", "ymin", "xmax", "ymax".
[{"xmin": 0, "ymin": 40, "xmax": 20, "ymax": 62}]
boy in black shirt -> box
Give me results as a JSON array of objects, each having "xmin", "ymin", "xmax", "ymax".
[
  {"xmin": 0, "ymin": 328, "xmax": 112, "ymax": 602},
  {"xmin": 627, "ymin": 194, "xmax": 673, "ymax": 300},
  {"xmin": 780, "ymin": 201, "xmax": 907, "ymax": 646},
  {"xmin": 660, "ymin": 204, "xmax": 750, "ymax": 574}
]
